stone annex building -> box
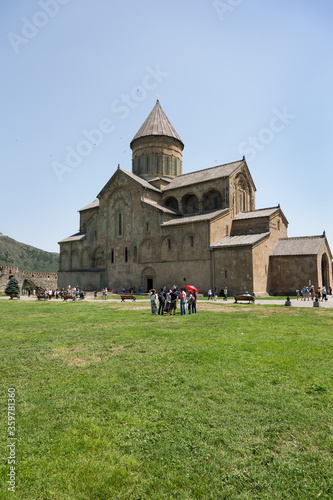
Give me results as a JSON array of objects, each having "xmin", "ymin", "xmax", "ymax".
[{"xmin": 58, "ymin": 100, "xmax": 332, "ymax": 295}]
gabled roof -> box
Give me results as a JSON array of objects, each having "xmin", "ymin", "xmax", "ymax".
[
  {"xmin": 58, "ymin": 232, "xmax": 86, "ymax": 244},
  {"xmin": 131, "ymin": 100, "xmax": 184, "ymax": 147},
  {"xmin": 271, "ymin": 236, "xmax": 327, "ymax": 256},
  {"xmin": 162, "ymin": 159, "xmax": 246, "ymax": 192},
  {"xmin": 234, "ymin": 206, "xmax": 280, "ymax": 220},
  {"xmin": 234, "ymin": 206, "xmax": 289, "ymax": 226},
  {"xmin": 79, "ymin": 199, "xmax": 99, "ymax": 212},
  {"xmin": 149, "ymin": 176, "xmax": 171, "ymax": 183},
  {"xmin": 162, "ymin": 208, "xmax": 228, "ymax": 226},
  {"xmin": 211, "ymin": 232, "xmax": 270, "ymax": 248},
  {"xmin": 141, "ymin": 198, "xmax": 179, "ymax": 215},
  {"xmin": 98, "ymin": 167, "xmax": 161, "ymax": 198}
]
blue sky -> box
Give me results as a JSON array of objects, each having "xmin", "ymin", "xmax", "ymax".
[{"xmin": 1, "ymin": 0, "xmax": 332, "ymax": 253}]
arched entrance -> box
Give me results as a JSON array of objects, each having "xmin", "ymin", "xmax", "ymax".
[
  {"xmin": 141, "ymin": 266, "xmax": 156, "ymax": 293},
  {"xmin": 321, "ymin": 253, "xmax": 329, "ymax": 287}
]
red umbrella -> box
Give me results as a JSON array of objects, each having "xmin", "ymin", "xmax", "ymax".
[{"xmin": 185, "ymin": 285, "xmax": 198, "ymax": 292}]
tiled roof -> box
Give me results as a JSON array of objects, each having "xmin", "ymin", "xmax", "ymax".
[
  {"xmin": 162, "ymin": 209, "xmax": 228, "ymax": 226},
  {"xmin": 118, "ymin": 168, "xmax": 161, "ymax": 192},
  {"xmin": 58, "ymin": 232, "xmax": 86, "ymax": 244},
  {"xmin": 149, "ymin": 176, "xmax": 171, "ymax": 183},
  {"xmin": 212, "ymin": 232, "xmax": 270, "ymax": 248},
  {"xmin": 131, "ymin": 100, "xmax": 184, "ymax": 146},
  {"xmin": 142, "ymin": 198, "xmax": 179, "ymax": 215},
  {"xmin": 234, "ymin": 207, "xmax": 279, "ymax": 220},
  {"xmin": 271, "ymin": 236, "xmax": 326, "ymax": 256},
  {"xmin": 79, "ymin": 199, "xmax": 99, "ymax": 212},
  {"xmin": 98, "ymin": 168, "xmax": 161, "ymax": 198},
  {"xmin": 162, "ymin": 160, "xmax": 244, "ymax": 191}
]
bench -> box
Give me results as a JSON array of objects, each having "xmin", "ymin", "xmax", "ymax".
[
  {"xmin": 121, "ymin": 294, "xmax": 136, "ymax": 302},
  {"xmin": 234, "ymin": 295, "xmax": 255, "ymax": 303},
  {"xmin": 63, "ymin": 293, "xmax": 75, "ymax": 301}
]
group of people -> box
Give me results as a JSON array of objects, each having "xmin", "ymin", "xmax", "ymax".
[
  {"xmin": 39, "ymin": 287, "xmax": 86, "ymax": 300},
  {"xmin": 150, "ymin": 286, "xmax": 197, "ymax": 316},
  {"xmin": 207, "ymin": 287, "xmax": 228, "ymax": 301},
  {"xmin": 296, "ymin": 285, "xmax": 331, "ymax": 301}
]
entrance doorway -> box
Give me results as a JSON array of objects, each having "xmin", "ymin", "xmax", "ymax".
[
  {"xmin": 321, "ymin": 253, "xmax": 329, "ymax": 287},
  {"xmin": 147, "ymin": 278, "xmax": 153, "ymax": 292}
]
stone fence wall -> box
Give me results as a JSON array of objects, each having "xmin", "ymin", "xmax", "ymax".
[{"xmin": 0, "ymin": 266, "xmax": 58, "ymax": 293}]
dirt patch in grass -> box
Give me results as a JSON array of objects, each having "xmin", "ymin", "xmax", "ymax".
[{"xmin": 49, "ymin": 345, "xmax": 123, "ymax": 366}]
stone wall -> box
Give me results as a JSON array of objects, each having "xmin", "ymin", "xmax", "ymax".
[
  {"xmin": 213, "ymin": 246, "xmax": 254, "ymax": 296},
  {"xmin": 269, "ymin": 255, "xmax": 319, "ymax": 295},
  {"xmin": 0, "ymin": 266, "xmax": 58, "ymax": 293}
]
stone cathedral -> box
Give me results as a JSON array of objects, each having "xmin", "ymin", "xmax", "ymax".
[{"xmin": 58, "ymin": 100, "xmax": 332, "ymax": 295}]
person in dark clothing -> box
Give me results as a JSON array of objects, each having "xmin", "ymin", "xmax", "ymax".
[
  {"xmin": 158, "ymin": 288, "xmax": 166, "ymax": 315},
  {"xmin": 170, "ymin": 288, "xmax": 178, "ymax": 315}
]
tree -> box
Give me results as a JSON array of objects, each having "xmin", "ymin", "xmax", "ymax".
[{"xmin": 5, "ymin": 276, "xmax": 20, "ymax": 298}]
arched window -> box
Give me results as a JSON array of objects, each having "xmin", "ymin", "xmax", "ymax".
[
  {"xmin": 164, "ymin": 197, "xmax": 179, "ymax": 211},
  {"xmin": 118, "ymin": 213, "xmax": 122, "ymax": 236},
  {"xmin": 181, "ymin": 194, "xmax": 199, "ymax": 214},
  {"xmin": 202, "ymin": 189, "xmax": 222, "ymax": 211}
]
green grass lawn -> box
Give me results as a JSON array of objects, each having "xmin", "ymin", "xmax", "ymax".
[{"xmin": 0, "ymin": 300, "xmax": 332, "ymax": 499}]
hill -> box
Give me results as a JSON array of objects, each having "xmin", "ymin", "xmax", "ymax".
[{"xmin": 0, "ymin": 233, "xmax": 59, "ymax": 272}]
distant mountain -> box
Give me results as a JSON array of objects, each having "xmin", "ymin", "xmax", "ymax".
[{"xmin": 0, "ymin": 234, "xmax": 59, "ymax": 273}]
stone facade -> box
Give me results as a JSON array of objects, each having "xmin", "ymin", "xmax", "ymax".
[
  {"xmin": 58, "ymin": 101, "xmax": 332, "ymax": 295},
  {"xmin": 269, "ymin": 236, "xmax": 332, "ymax": 295}
]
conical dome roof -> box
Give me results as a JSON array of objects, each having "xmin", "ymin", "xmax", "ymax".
[{"xmin": 131, "ymin": 100, "xmax": 184, "ymax": 148}]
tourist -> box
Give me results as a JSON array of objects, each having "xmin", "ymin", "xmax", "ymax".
[
  {"xmin": 208, "ymin": 288, "xmax": 212, "ymax": 300},
  {"xmin": 224, "ymin": 286, "xmax": 228, "ymax": 301},
  {"xmin": 192, "ymin": 289, "xmax": 197, "ymax": 313},
  {"xmin": 296, "ymin": 289, "xmax": 300, "ymax": 300},
  {"xmin": 322, "ymin": 286, "xmax": 327, "ymax": 301},
  {"xmin": 301, "ymin": 286, "xmax": 308, "ymax": 300},
  {"xmin": 158, "ymin": 288, "xmax": 166, "ymax": 315},
  {"xmin": 104, "ymin": 287, "xmax": 108, "ymax": 300},
  {"xmin": 164, "ymin": 289, "xmax": 171, "ymax": 314},
  {"xmin": 188, "ymin": 291, "xmax": 194, "ymax": 314},
  {"xmin": 180, "ymin": 288, "xmax": 187, "ymax": 316},
  {"xmin": 170, "ymin": 288, "xmax": 178, "ymax": 315},
  {"xmin": 310, "ymin": 286, "xmax": 315, "ymax": 300},
  {"xmin": 150, "ymin": 289, "xmax": 158, "ymax": 314}
]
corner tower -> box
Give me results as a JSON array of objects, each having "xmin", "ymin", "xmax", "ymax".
[{"xmin": 130, "ymin": 100, "xmax": 184, "ymax": 180}]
